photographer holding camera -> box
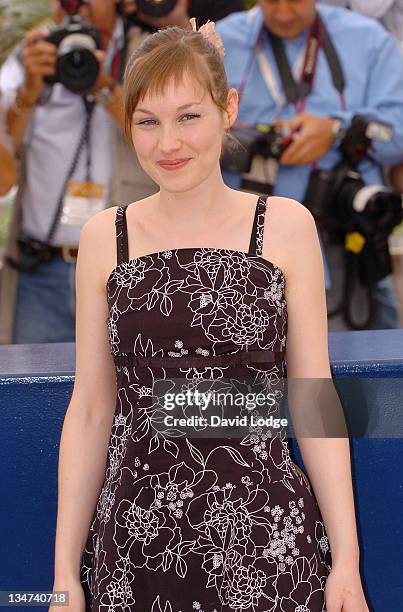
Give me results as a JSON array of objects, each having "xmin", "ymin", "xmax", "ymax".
[
  {"xmin": 0, "ymin": 0, "xmax": 132, "ymax": 345},
  {"xmin": 217, "ymin": 0, "xmax": 403, "ymax": 330}
]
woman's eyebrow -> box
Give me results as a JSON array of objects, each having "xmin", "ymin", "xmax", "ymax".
[{"xmin": 134, "ymin": 102, "xmax": 203, "ymax": 115}]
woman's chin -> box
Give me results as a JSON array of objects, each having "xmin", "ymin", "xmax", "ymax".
[
  {"xmin": 159, "ymin": 180, "xmax": 200, "ymax": 194},
  {"xmin": 145, "ymin": 162, "xmax": 215, "ymax": 193},
  {"xmin": 151, "ymin": 172, "xmax": 201, "ymax": 193}
]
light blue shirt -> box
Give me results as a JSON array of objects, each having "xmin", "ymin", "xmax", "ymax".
[
  {"xmin": 216, "ymin": 4, "xmax": 403, "ymax": 287},
  {"xmin": 216, "ymin": 3, "xmax": 403, "ymax": 201},
  {"xmin": 320, "ymin": 1, "xmax": 403, "ymax": 46}
]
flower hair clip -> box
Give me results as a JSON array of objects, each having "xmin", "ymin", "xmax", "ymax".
[{"xmin": 189, "ymin": 17, "xmax": 226, "ymax": 59}]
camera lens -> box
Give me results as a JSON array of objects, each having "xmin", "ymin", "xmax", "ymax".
[
  {"xmin": 57, "ymin": 49, "xmax": 99, "ymax": 93},
  {"xmin": 57, "ymin": 32, "xmax": 99, "ymax": 93},
  {"xmin": 136, "ymin": 0, "xmax": 178, "ymax": 18}
]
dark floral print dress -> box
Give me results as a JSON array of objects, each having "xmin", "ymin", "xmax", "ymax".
[{"xmin": 80, "ymin": 195, "xmax": 332, "ymax": 612}]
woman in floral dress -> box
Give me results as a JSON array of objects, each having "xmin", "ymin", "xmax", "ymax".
[{"xmin": 50, "ymin": 20, "xmax": 369, "ymax": 612}]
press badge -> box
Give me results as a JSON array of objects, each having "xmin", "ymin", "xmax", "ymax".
[{"xmin": 61, "ymin": 181, "xmax": 106, "ymax": 226}]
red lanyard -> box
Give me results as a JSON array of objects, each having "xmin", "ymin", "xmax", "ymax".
[
  {"xmin": 237, "ymin": 13, "xmax": 346, "ymax": 115},
  {"xmin": 111, "ymin": 48, "xmax": 122, "ymax": 81}
]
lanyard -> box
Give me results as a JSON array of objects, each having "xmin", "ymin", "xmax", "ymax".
[
  {"xmin": 256, "ymin": 44, "xmax": 305, "ymax": 116},
  {"xmin": 238, "ymin": 12, "xmax": 347, "ymax": 120},
  {"xmin": 269, "ymin": 16, "xmax": 323, "ymax": 116},
  {"xmin": 46, "ymin": 96, "xmax": 95, "ymax": 244},
  {"xmin": 111, "ymin": 48, "xmax": 122, "ymax": 81},
  {"xmin": 83, "ymin": 96, "xmax": 94, "ymax": 183}
]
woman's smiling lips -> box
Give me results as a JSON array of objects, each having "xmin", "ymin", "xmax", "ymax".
[{"xmin": 157, "ymin": 158, "xmax": 191, "ymax": 171}]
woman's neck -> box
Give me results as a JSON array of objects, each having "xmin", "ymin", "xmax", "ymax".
[{"xmin": 151, "ymin": 170, "xmax": 233, "ymax": 233}]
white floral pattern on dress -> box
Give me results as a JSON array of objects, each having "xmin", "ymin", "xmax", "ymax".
[{"xmin": 80, "ymin": 197, "xmax": 331, "ymax": 611}]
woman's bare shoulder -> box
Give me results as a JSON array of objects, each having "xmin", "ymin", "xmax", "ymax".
[
  {"xmin": 76, "ymin": 206, "xmax": 118, "ymax": 288},
  {"xmin": 262, "ymin": 196, "xmax": 318, "ymax": 277},
  {"xmin": 267, "ymin": 195, "xmax": 314, "ymax": 222},
  {"xmin": 79, "ymin": 197, "xmax": 157, "ymax": 284},
  {"xmin": 80, "ymin": 205, "xmax": 120, "ymax": 253}
]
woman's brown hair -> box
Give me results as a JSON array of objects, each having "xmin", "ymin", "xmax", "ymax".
[{"xmin": 123, "ymin": 25, "xmax": 231, "ymax": 143}]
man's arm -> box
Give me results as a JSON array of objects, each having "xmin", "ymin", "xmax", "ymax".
[
  {"xmin": 101, "ymin": 82, "xmax": 125, "ymax": 128},
  {"xmin": 0, "ymin": 100, "xmax": 16, "ymax": 194},
  {"xmin": 331, "ymin": 24, "xmax": 403, "ymax": 166},
  {"xmin": 279, "ymin": 22, "xmax": 403, "ymax": 167},
  {"xmin": 0, "ymin": 142, "xmax": 16, "ymax": 195},
  {"xmin": 88, "ymin": 52, "xmax": 125, "ymax": 129},
  {"xmin": 4, "ymin": 29, "xmax": 57, "ymax": 155}
]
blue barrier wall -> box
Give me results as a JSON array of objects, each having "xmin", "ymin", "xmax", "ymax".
[{"xmin": 0, "ymin": 331, "xmax": 402, "ymax": 611}]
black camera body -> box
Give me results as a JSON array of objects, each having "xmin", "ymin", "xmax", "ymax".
[
  {"xmin": 44, "ymin": 0, "xmax": 101, "ymax": 94},
  {"xmin": 220, "ymin": 124, "xmax": 292, "ymax": 174},
  {"xmin": 136, "ymin": 0, "xmax": 178, "ymax": 17},
  {"xmin": 305, "ymin": 115, "xmax": 403, "ymax": 285}
]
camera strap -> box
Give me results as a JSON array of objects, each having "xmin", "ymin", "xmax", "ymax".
[
  {"xmin": 45, "ymin": 95, "xmax": 95, "ymax": 244},
  {"xmin": 6, "ymin": 96, "xmax": 95, "ymax": 272},
  {"xmin": 238, "ymin": 12, "xmax": 346, "ymax": 116}
]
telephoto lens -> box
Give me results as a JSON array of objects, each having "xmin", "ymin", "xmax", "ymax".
[
  {"xmin": 52, "ymin": 28, "xmax": 100, "ymax": 93},
  {"xmin": 44, "ymin": 0, "xmax": 101, "ymax": 94}
]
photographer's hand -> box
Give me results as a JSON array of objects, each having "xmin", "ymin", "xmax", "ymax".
[
  {"xmin": 7, "ymin": 29, "xmax": 57, "ymax": 154},
  {"xmin": 278, "ymin": 113, "xmax": 335, "ymax": 166},
  {"xmin": 22, "ymin": 29, "xmax": 57, "ymax": 99}
]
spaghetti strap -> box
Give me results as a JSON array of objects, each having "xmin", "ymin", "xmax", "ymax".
[
  {"xmin": 115, "ymin": 205, "xmax": 129, "ymax": 266},
  {"xmin": 248, "ymin": 195, "xmax": 268, "ymax": 256}
]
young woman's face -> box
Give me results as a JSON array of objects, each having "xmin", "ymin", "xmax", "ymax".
[{"xmin": 131, "ymin": 73, "xmax": 234, "ymax": 193}]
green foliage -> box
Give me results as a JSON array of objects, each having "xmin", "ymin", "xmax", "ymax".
[
  {"xmin": 244, "ymin": 0, "xmax": 257, "ymax": 8},
  {"xmin": 0, "ymin": 0, "xmax": 51, "ymax": 65}
]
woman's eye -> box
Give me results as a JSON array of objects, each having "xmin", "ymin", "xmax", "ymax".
[
  {"xmin": 180, "ymin": 113, "xmax": 201, "ymax": 121},
  {"xmin": 137, "ymin": 119, "xmax": 157, "ymax": 126},
  {"xmin": 136, "ymin": 114, "xmax": 201, "ymax": 127}
]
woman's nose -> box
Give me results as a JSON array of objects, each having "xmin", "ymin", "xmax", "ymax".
[{"xmin": 158, "ymin": 125, "xmax": 181, "ymax": 154}]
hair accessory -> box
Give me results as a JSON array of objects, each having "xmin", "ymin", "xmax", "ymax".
[{"xmin": 189, "ymin": 17, "xmax": 226, "ymax": 59}]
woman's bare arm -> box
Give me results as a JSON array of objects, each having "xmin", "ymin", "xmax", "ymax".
[
  {"xmin": 280, "ymin": 201, "xmax": 359, "ymax": 560},
  {"xmin": 263, "ymin": 197, "xmax": 368, "ymax": 610},
  {"xmin": 52, "ymin": 207, "xmax": 118, "ymax": 585}
]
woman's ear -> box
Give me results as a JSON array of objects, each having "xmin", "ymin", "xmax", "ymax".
[{"xmin": 225, "ymin": 87, "xmax": 239, "ymax": 130}]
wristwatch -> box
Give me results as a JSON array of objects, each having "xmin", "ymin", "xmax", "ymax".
[
  {"xmin": 93, "ymin": 80, "xmax": 118, "ymax": 106},
  {"xmin": 331, "ymin": 118, "xmax": 346, "ymax": 143}
]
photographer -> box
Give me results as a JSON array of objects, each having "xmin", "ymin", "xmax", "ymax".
[
  {"xmin": 0, "ymin": 97, "xmax": 16, "ymax": 196},
  {"xmin": 0, "ymin": 0, "xmax": 157, "ymax": 345},
  {"xmin": 217, "ymin": 0, "xmax": 403, "ymax": 330}
]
